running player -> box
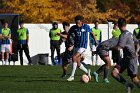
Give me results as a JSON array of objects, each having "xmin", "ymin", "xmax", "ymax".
[
  {"xmin": 67, "ymin": 15, "xmax": 97, "ymax": 81},
  {"xmin": 57, "ymin": 22, "xmax": 74, "ymax": 78},
  {"xmin": 111, "ymin": 18, "xmax": 140, "ymax": 93},
  {"xmin": 93, "ymin": 38, "xmax": 119, "ymax": 83}
]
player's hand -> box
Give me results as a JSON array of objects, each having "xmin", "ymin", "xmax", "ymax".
[
  {"xmin": 56, "ymin": 33, "xmax": 60, "ymax": 36},
  {"xmin": 95, "ymin": 41, "xmax": 98, "ymax": 46},
  {"xmin": 68, "ymin": 45, "xmax": 74, "ymax": 51}
]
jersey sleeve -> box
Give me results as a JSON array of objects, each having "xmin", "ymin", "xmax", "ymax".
[
  {"xmin": 26, "ymin": 29, "xmax": 29, "ymax": 34},
  {"xmin": 68, "ymin": 26, "xmax": 74, "ymax": 35},
  {"xmin": 86, "ymin": 24, "xmax": 92, "ymax": 32}
]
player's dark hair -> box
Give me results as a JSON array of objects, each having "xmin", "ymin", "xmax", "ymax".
[
  {"xmin": 137, "ymin": 21, "xmax": 140, "ymax": 26},
  {"xmin": 113, "ymin": 21, "xmax": 118, "ymax": 25},
  {"xmin": 52, "ymin": 21, "xmax": 58, "ymax": 25},
  {"xmin": 62, "ymin": 21, "xmax": 70, "ymax": 26},
  {"xmin": 3, "ymin": 20, "xmax": 8, "ymax": 24},
  {"xmin": 118, "ymin": 18, "xmax": 126, "ymax": 27},
  {"xmin": 74, "ymin": 15, "xmax": 84, "ymax": 21},
  {"xmin": 94, "ymin": 20, "xmax": 99, "ymax": 23},
  {"xmin": 19, "ymin": 20, "xmax": 24, "ymax": 25}
]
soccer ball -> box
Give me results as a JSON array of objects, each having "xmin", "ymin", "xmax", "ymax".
[{"xmin": 80, "ymin": 74, "xmax": 89, "ymax": 83}]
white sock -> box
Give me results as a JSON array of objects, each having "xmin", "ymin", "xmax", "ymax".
[
  {"xmin": 79, "ymin": 63, "xmax": 88, "ymax": 73},
  {"xmin": 96, "ymin": 55, "xmax": 98, "ymax": 65},
  {"xmin": 5, "ymin": 59, "xmax": 8, "ymax": 65},
  {"xmin": 71, "ymin": 62, "xmax": 77, "ymax": 77},
  {"xmin": 93, "ymin": 56, "xmax": 96, "ymax": 65},
  {"xmin": 2, "ymin": 59, "xmax": 5, "ymax": 65}
]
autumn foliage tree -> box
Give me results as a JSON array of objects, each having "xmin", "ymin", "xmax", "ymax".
[{"xmin": 0, "ymin": 0, "xmax": 140, "ymax": 23}]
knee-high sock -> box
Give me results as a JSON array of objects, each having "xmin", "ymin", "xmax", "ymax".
[
  {"xmin": 113, "ymin": 74, "xmax": 131, "ymax": 87},
  {"xmin": 71, "ymin": 62, "xmax": 77, "ymax": 77},
  {"xmin": 79, "ymin": 63, "xmax": 88, "ymax": 73},
  {"xmin": 96, "ymin": 64, "xmax": 105, "ymax": 74},
  {"xmin": 104, "ymin": 67, "xmax": 110, "ymax": 79}
]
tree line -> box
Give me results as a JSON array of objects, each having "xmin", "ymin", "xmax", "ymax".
[{"xmin": 0, "ymin": 0, "xmax": 139, "ymax": 23}]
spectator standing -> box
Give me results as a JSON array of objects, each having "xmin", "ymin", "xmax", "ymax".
[
  {"xmin": 49, "ymin": 21, "xmax": 61, "ymax": 65},
  {"xmin": 0, "ymin": 21, "xmax": 11, "ymax": 65},
  {"xmin": 17, "ymin": 21, "xmax": 32, "ymax": 65}
]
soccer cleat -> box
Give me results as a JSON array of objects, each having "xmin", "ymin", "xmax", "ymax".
[
  {"xmin": 67, "ymin": 76, "xmax": 74, "ymax": 81},
  {"xmin": 87, "ymin": 69, "xmax": 91, "ymax": 80},
  {"xmin": 93, "ymin": 72, "xmax": 99, "ymax": 82},
  {"xmin": 103, "ymin": 78, "xmax": 110, "ymax": 84},
  {"xmin": 126, "ymin": 83, "xmax": 134, "ymax": 93},
  {"xmin": 61, "ymin": 74, "xmax": 66, "ymax": 78}
]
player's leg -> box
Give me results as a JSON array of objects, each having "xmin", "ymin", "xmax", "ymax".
[
  {"xmin": 5, "ymin": 44, "xmax": 10, "ymax": 65},
  {"xmin": 78, "ymin": 49, "xmax": 91, "ymax": 80},
  {"xmin": 128, "ymin": 58, "xmax": 140, "ymax": 88},
  {"xmin": 67, "ymin": 52, "xmax": 80, "ymax": 81},
  {"xmin": 111, "ymin": 59, "xmax": 134, "ymax": 92},
  {"xmin": 1, "ymin": 44, "xmax": 5, "ymax": 65},
  {"xmin": 19, "ymin": 45, "xmax": 23, "ymax": 65},
  {"xmin": 61, "ymin": 61, "xmax": 69, "ymax": 78},
  {"xmin": 50, "ymin": 45, "xmax": 55, "ymax": 65},
  {"xmin": 23, "ymin": 44, "xmax": 32, "ymax": 65},
  {"xmin": 93, "ymin": 50, "xmax": 110, "ymax": 83},
  {"xmin": 61, "ymin": 52, "xmax": 69, "ymax": 78},
  {"xmin": 56, "ymin": 44, "xmax": 61, "ymax": 64},
  {"xmin": 131, "ymin": 76, "xmax": 140, "ymax": 88},
  {"xmin": 91, "ymin": 45, "xmax": 96, "ymax": 66}
]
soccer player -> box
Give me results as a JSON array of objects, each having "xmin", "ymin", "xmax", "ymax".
[
  {"xmin": 0, "ymin": 21, "xmax": 11, "ymax": 65},
  {"xmin": 111, "ymin": 18, "xmax": 140, "ymax": 93},
  {"xmin": 17, "ymin": 21, "xmax": 32, "ymax": 65},
  {"xmin": 111, "ymin": 22, "xmax": 121, "ymax": 65},
  {"xmin": 93, "ymin": 38, "xmax": 119, "ymax": 83},
  {"xmin": 90, "ymin": 20, "xmax": 102, "ymax": 66},
  {"xmin": 67, "ymin": 15, "xmax": 97, "ymax": 81},
  {"xmin": 49, "ymin": 21, "xmax": 61, "ymax": 65},
  {"xmin": 57, "ymin": 22, "xmax": 74, "ymax": 78}
]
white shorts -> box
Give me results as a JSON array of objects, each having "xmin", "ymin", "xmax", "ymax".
[
  {"xmin": 1, "ymin": 44, "xmax": 10, "ymax": 53},
  {"xmin": 74, "ymin": 48, "xmax": 86, "ymax": 56},
  {"xmin": 91, "ymin": 45, "xmax": 97, "ymax": 51}
]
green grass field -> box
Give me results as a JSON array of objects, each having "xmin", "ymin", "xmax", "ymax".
[{"xmin": 0, "ymin": 65, "xmax": 139, "ymax": 93}]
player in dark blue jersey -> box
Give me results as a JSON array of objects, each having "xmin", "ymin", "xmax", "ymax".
[
  {"xmin": 111, "ymin": 18, "xmax": 140, "ymax": 93},
  {"xmin": 67, "ymin": 15, "xmax": 97, "ymax": 81}
]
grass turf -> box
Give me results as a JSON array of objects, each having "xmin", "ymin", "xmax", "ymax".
[{"xmin": 0, "ymin": 65, "xmax": 139, "ymax": 93}]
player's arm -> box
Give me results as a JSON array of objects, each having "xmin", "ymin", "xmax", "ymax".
[
  {"xmin": 0, "ymin": 29, "xmax": 4, "ymax": 39},
  {"xmin": 111, "ymin": 34, "xmax": 126, "ymax": 51},
  {"xmin": 5, "ymin": 30, "xmax": 11, "ymax": 39},
  {"xmin": 90, "ymin": 32, "xmax": 98, "ymax": 46},
  {"xmin": 57, "ymin": 33, "xmax": 67, "ymax": 39}
]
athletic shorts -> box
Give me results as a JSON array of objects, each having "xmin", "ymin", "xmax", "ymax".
[
  {"xmin": 115, "ymin": 57, "xmax": 138, "ymax": 77},
  {"xmin": 91, "ymin": 45, "xmax": 97, "ymax": 51},
  {"xmin": 1, "ymin": 44, "xmax": 10, "ymax": 53},
  {"xmin": 97, "ymin": 47, "xmax": 109, "ymax": 58},
  {"xmin": 73, "ymin": 47, "xmax": 86, "ymax": 56},
  {"xmin": 61, "ymin": 50, "xmax": 73, "ymax": 62}
]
